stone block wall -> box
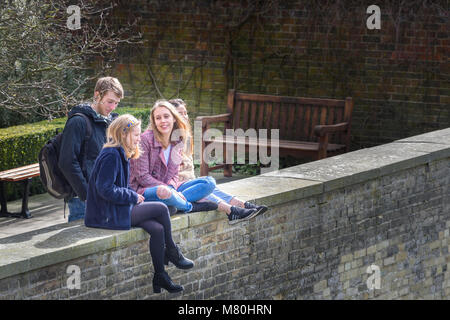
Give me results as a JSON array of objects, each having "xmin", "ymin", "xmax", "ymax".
[{"xmin": 0, "ymin": 128, "xmax": 449, "ymax": 299}]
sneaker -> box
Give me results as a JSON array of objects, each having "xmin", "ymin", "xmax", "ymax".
[
  {"xmin": 244, "ymin": 201, "xmax": 268, "ymax": 217},
  {"xmin": 189, "ymin": 200, "xmax": 218, "ymax": 213},
  {"xmin": 228, "ymin": 206, "xmax": 258, "ymax": 224}
]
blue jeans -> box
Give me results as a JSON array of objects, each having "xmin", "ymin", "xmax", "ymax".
[
  {"xmin": 144, "ymin": 176, "xmax": 216, "ymax": 212},
  {"xmin": 205, "ymin": 187, "xmax": 234, "ymax": 204},
  {"xmin": 177, "ymin": 176, "xmax": 216, "ymax": 202},
  {"xmin": 68, "ymin": 197, "xmax": 86, "ymax": 222}
]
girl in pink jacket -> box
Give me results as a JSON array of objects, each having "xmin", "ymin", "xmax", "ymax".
[{"xmin": 129, "ymin": 100, "xmax": 217, "ymax": 213}]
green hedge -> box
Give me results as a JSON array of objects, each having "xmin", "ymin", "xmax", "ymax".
[{"xmin": 0, "ymin": 107, "xmax": 150, "ymax": 202}]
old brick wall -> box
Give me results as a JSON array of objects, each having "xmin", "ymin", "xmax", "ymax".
[{"xmin": 110, "ymin": 0, "xmax": 449, "ymax": 150}]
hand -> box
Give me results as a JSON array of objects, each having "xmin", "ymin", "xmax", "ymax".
[{"xmin": 137, "ymin": 194, "xmax": 145, "ymax": 204}]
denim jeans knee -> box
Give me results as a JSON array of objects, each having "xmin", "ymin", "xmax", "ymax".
[
  {"xmin": 203, "ymin": 176, "xmax": 217, "ymax": 193},
  {"xmin": 143, "ymin": 186, "xmax": 192, "ymax": 212}
]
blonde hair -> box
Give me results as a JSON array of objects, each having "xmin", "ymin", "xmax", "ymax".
[
  {"xmin": 169, "ymin": 98, "xmax": 193, "ymax": 157},
  {"xmin": 94, "ymin": 76, "xmax": 124, "ymax": 101},
  {"xmin": 149, "ymin": 99, "xmax": 188, "ymax": 149},
  {"xmin": 104, "ymin": 114, "xmax": 141, "ymax": 159}
]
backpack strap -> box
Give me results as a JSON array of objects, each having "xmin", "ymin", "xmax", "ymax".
[
  {"xmin": 69, "ymin": 113, "xmax": 93, "ymax": 158},
  {"xmin": 70, "ymin": 113, "xmax": 92, "ymax": 142},
  {"xmin": 67, "ymin": 113, "xmax": 93, "ymax": 189}
]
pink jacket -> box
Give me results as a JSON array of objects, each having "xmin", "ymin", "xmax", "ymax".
[{"xmin": 129, "ymin": 130, "xmax": 184, "ymax": 194}]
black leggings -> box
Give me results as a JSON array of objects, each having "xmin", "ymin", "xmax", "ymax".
[{"xmin": 130, "ymin": 202, "xmax": 176, "ymax": 273}]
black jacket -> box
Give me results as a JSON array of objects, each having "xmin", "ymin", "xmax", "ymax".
[{"xmin": 58, "ymin": 104, "xmax": 118, "ymax": 201}]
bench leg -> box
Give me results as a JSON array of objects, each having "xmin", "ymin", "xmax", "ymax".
[
  {"xmin": 0, "ymin": 181, "xmax": 7, "ymax": 216},
  {"xmin": 20, "ymin": 179, "xmax": 32, "ymax": 219},
  {"xmin": 0, "ymin": 179, "xmax": 32, "ymax": 219},
  {"xmin": 224, "ymin": 164, "xmax": 232, "ymax": 177},
  {"xmin": 200, "ymin": 160, "xmax": 209, "ymax": 177},
  {"xmin": 200, "ymin": 141, "xmax": 210, "ymax": 177}
]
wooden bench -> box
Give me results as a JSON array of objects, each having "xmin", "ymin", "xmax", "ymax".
[
  {"xmin": 0, "ymin": 163, "xmax": 40, "ymax": 219},
  {"xmin": 196, "ymin": 90, "xmax": 354, "ymax": 177}
]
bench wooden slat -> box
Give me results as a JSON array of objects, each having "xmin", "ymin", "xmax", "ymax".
[
  {"xmin": 256, "ymin": 101, "xmax": 265, "ymax": 131},
  {"xmin": 335, "ymin": 105, "xmax": 343, "ymax": 142},
  {"xmin": 320, "ymin": 106, "xmax": 328, "ymax": 125},
  {"xmin": 272, "ymin": 102, "xmax": 280, "ymax": 134},
  {"xmin": 0, "ymin": 166, "xmax": 40, "ymax": 176},
  {"xmin": 264, "ymin": 102, "xmax": 272, "ymax": 135},
  {"xmin": 233, "ymin": 99, "xmax": 242, "ymax": 129},
  {"xmin": 328, "ymin": 106, "xmax": 335, "ymax": 125},
  {"xmin": 303, "ymin": 106, "xmax": 311, "ymax": 140},
  {"xmin": 279, "ymin": 102, "xmax": 287, "ymax": 140},
  {"xmin": 0, "ymin": 164, "xmax": 40, "ymax": 181},
  {"xmin": 205, "ymin": 136, "xmax": 346, "ymax": 152},
  {"xmin": 287, "ymin": 103, "xmax": 296, "ymax": 140},
  {"xmin": 2, "ymin": 171, "xmax": 40, "ymax": 182},
  {"xmin": 236, "ymin": 92, "xmax": 346, "ymax": 106},
  {"xmin": 0, "ymin": 163, "xmax": 39, "ymax": 177},
  {"xmin": 310, "ymin": 106, "xmax": 320, "ymax": 141},
  {"xmin": 249, "ymin": 101, "xmax": 257, "ymax": 130},
  {"xmin": 0, "ymin": 168, "xmax": 40, "ymax": 180},
  {"xmin": 243, "ymin": 100, "xmax": 250, "ymax": 131},
  {"xmin": 294, "ymin": 105, "xmax": 304, "ymax": 141},
  {"xmin": 0, "ymin": 165, "xmax": 39, "ymax": 175}
]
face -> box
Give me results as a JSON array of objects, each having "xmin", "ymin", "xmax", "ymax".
[
  {"xmin": 153, "ymin": 106, "xmax": 176, "ymax": 137},
  {"xmin": 175, "ymin": 105, "xmax": 188, "ymax": 122},
  {"xmin": 125, "ymin": 125, "xmax": 141, "ymax": 150},
  {"xmin": 94, "ymin": 90, "xmax": 120, "ymax": 116}
]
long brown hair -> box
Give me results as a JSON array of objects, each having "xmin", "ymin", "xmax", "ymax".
[
  {"xmin": 149, "ymin": 99, "xmax": 188, "ymax": 149},
  {"xmin": 169, "ymin": 98, "xmax": 194, "ymax": 156}
]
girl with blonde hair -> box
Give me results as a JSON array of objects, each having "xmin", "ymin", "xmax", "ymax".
[{"xmin": 85, "ymin": 114, "xmax": 192, "ymax": 294}]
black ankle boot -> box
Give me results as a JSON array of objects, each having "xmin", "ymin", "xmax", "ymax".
[
  {"xmin": 164, "ymin": 245, "xmax": 194, "ymax": 269},
  {"xmin": 153, "ymin": 271, "xmax": 183, "ymax": 293}
]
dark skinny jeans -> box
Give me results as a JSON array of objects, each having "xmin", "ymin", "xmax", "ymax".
[{"xmin": 130, "ymin": 202, "xmax": 176, "ymax": 273}]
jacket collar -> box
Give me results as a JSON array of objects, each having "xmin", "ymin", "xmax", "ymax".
[{"xmin": 68, "ymin": 104, "xmax": 117, "ymax": 125}]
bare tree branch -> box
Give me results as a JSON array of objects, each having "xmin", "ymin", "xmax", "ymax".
[{"xmin": 0, "ymin": 0, "xmax": 143, "ymax": 121}]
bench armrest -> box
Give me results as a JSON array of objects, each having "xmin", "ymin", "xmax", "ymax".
[
  {"xmin": 195, "ymin": 113, "xmax": 232, "ymax": 128},
  {"xmin": 314, "ymin": 122, "xmax": 349, "ymax": 137}
]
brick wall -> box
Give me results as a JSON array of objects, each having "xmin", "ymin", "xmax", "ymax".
[
  {"xmin": 110, "ymin": 0, "xmax": 449, "ymax": 150},
  {"xmin": 1, "ymin": 128, "xmax": 449, "ymax": 299}
]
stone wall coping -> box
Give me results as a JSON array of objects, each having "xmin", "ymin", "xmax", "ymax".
[{"xmin": 0, "ymin": 127, "xmax": 449, "ymax": 280}]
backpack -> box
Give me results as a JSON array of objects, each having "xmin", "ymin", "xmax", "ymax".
[{"xmin": 38, "ymin": 113, "xmax": 92, "ymax": 200}]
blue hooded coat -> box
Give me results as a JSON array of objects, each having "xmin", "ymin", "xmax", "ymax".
[{"xmin": 85, "ymin": 146, "xmax": 138, "ymax": 230}]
